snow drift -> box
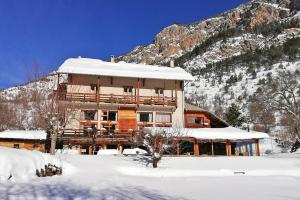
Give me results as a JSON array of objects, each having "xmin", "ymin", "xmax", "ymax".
[{"xmin": 0, "ymin": 147, "xmax": 62, "ymax": 182}]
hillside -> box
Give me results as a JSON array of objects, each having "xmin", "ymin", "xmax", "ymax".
[
  {"xmin": 1, "ymin": 0, "xmax": 300, "ymax": 137},
  {"xmin": 117, "ymin": 0, "xmax": 300, "ymax": 136}
]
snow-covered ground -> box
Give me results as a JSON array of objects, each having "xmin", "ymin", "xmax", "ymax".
[
  {"xmin": 1, "ymin": 147, "xmax": 300, "ymax": 200},
  {"xmin": 0, "ymin": 147, "xmax": 62, "ymax": 182}
]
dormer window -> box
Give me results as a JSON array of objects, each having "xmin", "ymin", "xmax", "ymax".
[
  {"xmin": 124, "ymin": 86, "xmax": 133, "ymax": 95},
  {"xmin": 155, "ymin": 88, "xmax": 164, "ymax": 95}
]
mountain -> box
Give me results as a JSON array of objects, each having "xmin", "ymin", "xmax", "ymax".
[
  {"xmin": 1, "ymin": 0, "xmax": 300, "ymax": 136},
  {"xmin": 117, "ymin": 0, "xmax": 300, "ymax": 135}
]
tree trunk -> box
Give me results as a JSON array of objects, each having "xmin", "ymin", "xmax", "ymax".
[
  {"xmin": 50, "ymin": 130, "xmax": 57, "ymax": 155},
  {"xmin": 152, "ymin": 157, "xmax": 158, "ymax": 168}
]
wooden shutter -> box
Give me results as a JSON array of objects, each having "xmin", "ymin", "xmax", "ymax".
[{"xmin": 118, "ymin": 109, "xmax": 137, "ymax": 130}]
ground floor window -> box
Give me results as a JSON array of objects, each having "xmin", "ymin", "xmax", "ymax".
[
  {"xmin": 102, "ymin": 111, "xmax": 118, "ymax": 121},
  {"xmin": 13, "ymin": 144, "xmax": 20, "ymax": 149},
  {"xmin": 156, "ymin": 113, "xmax": 172, "ymax": 123},
  {"xmin": 82, "ymin": 110, "xmax": 97, "ymax": 121},
  {"xmin": 137, "ymin": 112, "xmax": 153, "ymax": 122}
]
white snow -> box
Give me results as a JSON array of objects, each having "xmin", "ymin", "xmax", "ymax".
[
  {"xmin": 144, "ymin": 126, "xmax": 269, "ymax": 140},
  {"xmin": 0, "ymin": 130, "xmax": 47, "ymax": 140},
  {"xmin": 97, "ymin": 149, "xmax": 119, "ymax": 155},
  {"xmin": 57, "ymin": 57, "xmax": 194, "ymax": 81},
  {"xmin": 0, "ymin": 147, "xmax": 61, "ymax": 182},
  {"xmin": 123, "ymin": 148, "xmax": 148, "ymax": 155},
  {"xmin": 1, "ymin": 153, "xmax": 300, "ymax": 199}
]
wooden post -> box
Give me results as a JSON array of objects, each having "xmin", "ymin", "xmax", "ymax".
[
  {"xmin": 194, "ymin": 140, "xmax": 199, "ymax": 156},
  {"xmin": 174, "ymin": 80, "xmax": 177, "ymax": 107},
  {"xmin": 211, "ymin": 141, "xmax": 214, "ymax": 156},
  {"xmin": 97, "ymin": 76, "xmax": 100, "ymax": 104},
  {"xmin": 137, "ymin": 78, "xmax": 140, "ymax": 105},
  {"xmin": 79, "ymin": 145, "xmax": 82, "ymax": 155},
  {"xmin": 176, "ymin": 141, "xmax": 180, "ymax": 155},
  {"xmin": 255, "ymin": 139, "xmax": 260, "ymax": 156},
  {"xmin": 89, "ymin": 146, "xmax": 93, "ymax": 155},
  {"xmin": 226, "ymin": 141, "xmax": 232, "ymax": 156}
]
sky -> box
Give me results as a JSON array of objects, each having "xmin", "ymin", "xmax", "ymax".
[{"xmin": 0, "ymin": 0, "xmax": 248, "ymax": 89}]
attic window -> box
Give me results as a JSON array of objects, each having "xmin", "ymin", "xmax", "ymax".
[{"xmin": 155, "ymin": 88, "xmax": 164, "ymax": 95}]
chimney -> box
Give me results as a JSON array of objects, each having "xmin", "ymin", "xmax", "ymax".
[
  {"xmin": 170, "ymin": 60, "xmax": 175, "ymax": 68},
  {"xmin": 110, "ymin": 55, "xmax": 115, "ymax": 63}
]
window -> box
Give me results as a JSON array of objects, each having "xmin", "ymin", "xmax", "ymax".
[
  {"xmin": 82, "ymin": 110, "xmax": 97, "ymax": 120},
  {"xmin": 124, "ymin": 86, "xmax": 133, "ymax": 95},
  {"xmin": 102, "ymin": 111, "xmax": 117, "ymax": 121},
  {"xmin": 33, "ymin": 143, "xmax": 39, "ymax": 149},
  {"xmin": 155, "ymin": 88, "xmax": 164, "ymax": 95},
  {"xmin": 156, "ymin": 113, "xmax": 172, "ymax": 123},
  {"xmin": 13, "ymin": 144, "xmax": 19, "ymax": 149},
  {"xmin": 187, "ymin": 117, "xmax": 204, "ymax": 124},
  {"xmin": 138, "ymin": 112, "xmax": 153, "ymax": 122}
]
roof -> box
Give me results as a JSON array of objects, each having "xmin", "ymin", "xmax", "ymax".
[
  {"xmin": 184, "ymin": 103, "xmax": 229, "ymax": 127},
  {"xmin": 57, "ymin": 57, "xmax": 194, "ymax": 81},
  {"xmin": 0, "ymin": 130, "xmax": 47, "ymax": 140},
  {"xmin": 144, "ymin": 127, "xmax": 269, "ymax": 140},
  {"xmin": 185, "ymin": 103, "xmax": 207, "ymax": 112}
]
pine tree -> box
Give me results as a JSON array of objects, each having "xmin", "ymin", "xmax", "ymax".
[{"xmin": 225, "ymin": 103, "xmax": 246, "ymax": 127}]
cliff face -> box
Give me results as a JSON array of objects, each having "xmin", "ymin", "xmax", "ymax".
[
  {"xmin": 117, "ymin": 0, "xmax": 300, "ymax": 134},
  {"xmin": 118, "ymin": 0, "xmax": 293, "ymax": 65}
]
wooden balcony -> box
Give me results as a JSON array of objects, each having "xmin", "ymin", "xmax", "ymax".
[
  {"xmin": 55, "ymin": 91, "xmax": 177, "ymax": 107},
  {"xmin": 59, "ymin": 129, "xmax": 140, "ymax": 145}
]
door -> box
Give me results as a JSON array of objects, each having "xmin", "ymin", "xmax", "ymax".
[{"xmin": 118, "ymin": 109, "xmax": 137, "ymax": 131}]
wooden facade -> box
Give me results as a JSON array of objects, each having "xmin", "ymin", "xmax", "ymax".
[{"xmin": 0, "ymin": 139, "xmax": 46, "ymax": 152}]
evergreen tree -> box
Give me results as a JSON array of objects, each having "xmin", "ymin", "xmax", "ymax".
[{"xmin": 225, "ymin": 103, "xmax": 246, "ymax": 127}]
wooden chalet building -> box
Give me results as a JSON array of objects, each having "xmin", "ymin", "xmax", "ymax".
[
  {"xmin": 55, "ymin": 57, "xmax": 194, "ymax": 154},
  {"xmin": 0, "ymin": 130, "xmax": 47, "ymax": 152},
  {"xmin": 55, "ymin": 57, "xmax": 268, "ymax": 156}
]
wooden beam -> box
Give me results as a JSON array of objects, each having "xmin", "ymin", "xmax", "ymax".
[
  {"xmin": 79, "ymin": 145, "xmax": 82, "ymax": 155},
  {"xmin": 211, "ymin": 141, "xmax": 214, "ymax": 156},
  {"xmin": 89, "ymin": 146, "xmax": 93, "ymax": 155},
  {"xmin": 255, "ymin": 139, "xmax": 260, "ymax": 156},
  {"xmin": 194, "ymin": 140, "xmax": 199, "ymax": 156},
  {"xmin": 226, "ymin": 140, "xmax": 232, "ymax": 156},
  {"xmin": 174, "ymin": 80, "xmax": 177, "ymax": 108},
  {"xmin": 137, "ymin": 78, "xmax": 140, "ymax": 105},
  {"xmin": 97, "ymin": 76, "xmax": 100, "ymax": 104}
]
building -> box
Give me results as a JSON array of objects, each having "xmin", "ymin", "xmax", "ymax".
[
  {"xmin": 56, "ymin": 57, "xmax": 193, "ymax": 154},
  {"xmin": 180, "ymin": 103, "xmax": 268, "ymax": 156},
  {"xmin": 0, "ymin": 130, "xmax": 47, "ymax": 152},
  {"xmin": 55, "ymin": 57, "xmax": 268, "ymax": 156},
  {"xmin": 184, "ymin": 103, "xmax": 228, "ymax": 128}
]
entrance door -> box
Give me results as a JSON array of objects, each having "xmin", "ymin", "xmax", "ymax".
[{"xmin": 118, "ymin": 109, "xmax": 137, "ymax": 131}]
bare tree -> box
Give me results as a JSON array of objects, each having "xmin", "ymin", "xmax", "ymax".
[
  {"xmin": 137, "ymin": 128, "xmax": 185, "ymax": 168},
  {"xmin": 262, "ymin": 71, "xmax": 300, "ymax": 139}
]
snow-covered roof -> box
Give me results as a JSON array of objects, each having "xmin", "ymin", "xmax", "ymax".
[
  {"xmin": 57, "ymin": 57, "xmax": 194, "ymax": 81},
  {"xmin": 144, "ymin": 127, "xmax": 269, "ymax": 140},
  {"xmin": 0, "ymin": 130, "xmax": 47, "ymax": 140}
]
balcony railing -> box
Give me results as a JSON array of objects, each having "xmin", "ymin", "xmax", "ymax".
[{"xmin": 55, "ymin": 91, "xmax": 177, "ymax": 107}]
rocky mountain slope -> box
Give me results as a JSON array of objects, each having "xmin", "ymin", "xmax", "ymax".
[
  {"xmin": 117, "ymin": 0, "xmax": 300, "ymax": 134},
  {"xmin": 1, "ymin": 0, "xmax": 300, "ymax": 135}
]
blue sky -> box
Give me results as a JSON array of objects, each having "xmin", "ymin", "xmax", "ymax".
[{"xmin": 0, "ymin": 0, "xmax": 248, "ymax": 89}]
